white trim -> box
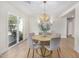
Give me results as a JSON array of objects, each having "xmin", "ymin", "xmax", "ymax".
[
  {"xmin": 59, "ymin": 2, "xmax": 79, "ymax": 17},
  {"xmin": 17, "ymin": 16, "xmax": 19, "ymax": 43}
]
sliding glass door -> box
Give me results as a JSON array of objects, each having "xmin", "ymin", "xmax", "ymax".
[{"xmin": 8, "ymin": 15, "xmax": 23, "ymax": 47}]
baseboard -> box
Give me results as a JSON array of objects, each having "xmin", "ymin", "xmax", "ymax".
[{"xmin": 0, "ymin": 39, "xmax": 27, "ymax": 56}]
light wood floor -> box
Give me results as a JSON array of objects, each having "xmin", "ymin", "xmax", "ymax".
[{"xmin": 0, "ymin": 37, "xmax": 79, "ymax": 58}]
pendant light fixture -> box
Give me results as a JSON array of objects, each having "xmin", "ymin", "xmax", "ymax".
[{"xmin": 39, "ymin": 1, "xmax": 49, "ymax": 22}]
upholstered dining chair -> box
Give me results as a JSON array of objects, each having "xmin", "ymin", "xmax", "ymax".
[
  {"xmin": 44, "ymin": 36, "xmax": 61, "ymax": 57},
  {"xmin": 27, "ymin": 33, "xmax": 41, "ymax": 58},
  {"xmin": 39, "ymin": 32, "xmax": 42, "ymax": 35}
]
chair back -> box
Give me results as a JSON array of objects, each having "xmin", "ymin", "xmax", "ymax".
[
  {"xmin": 27, "ymin": 33, "xmax": 35, "ymax": 48},
  {"xmin": 39, "ymin": 32, "xmax": 42, "ymax": 35},
  {"xmin": 50, "ymin": 36, "xmax": 61, "ymax": 50},
  {"xmin": 29, "ymin": 33, "xmax": 35, "ymax": 36}
]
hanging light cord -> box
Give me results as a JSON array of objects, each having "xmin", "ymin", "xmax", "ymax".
[{"xmin": 43, "ymin": 1, "xmax": 46, "ymax": 14}]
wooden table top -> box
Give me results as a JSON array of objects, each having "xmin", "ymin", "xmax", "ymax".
[{"xmin": 32, "ymin": 34, "xmax": 59, "ymax": 41}]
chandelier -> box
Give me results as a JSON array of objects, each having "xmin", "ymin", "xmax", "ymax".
[{"xmin": 39, "ymin": 1, "xmax": 49, "ymax": 22}]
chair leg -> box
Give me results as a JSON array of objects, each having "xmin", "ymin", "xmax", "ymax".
[
  {"xmin": 40, "ymin": 48, "xmax": 43, "ymax": 57},
  {"xmin": 43, "ymin": 48, "xmax": 46, "ymax": 56},
  {"xmin": 57, "ymin": 48, "xmax": 60, "ymax": 58},
  {"xmin": 50, "ymin": 51, "xmax": 53, "ymax": 55},
  {"xmin": 32, "ymin": 49, "xmax": 34, "ymax": 58},
  {"xmin": 59, "ymin": 48, "xmax": 61, "ymax": 53},
  {"xmin": 27, "ymin": 48, "xmax": 30, "ymax": 58},
  {"xmin": 59, "ymin": 48, "xmax": 62, "ymax": 57}
]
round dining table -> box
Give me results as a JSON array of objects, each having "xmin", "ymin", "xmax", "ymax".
[
  {"xmin": 32, "ymin": 35, "xmax": 53, "ymax": 41},
  {"xmin": 32, "ymin": 34, "xmax": 60, "ymax": 57}
]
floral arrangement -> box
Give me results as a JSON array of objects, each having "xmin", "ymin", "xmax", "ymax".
[{"xmin": 39, "ymin": 22, "xmax": 50, "ymax": 34}]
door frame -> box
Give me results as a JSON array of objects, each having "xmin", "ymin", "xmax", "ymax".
[{"xmin": 8, "ymin": 13, "xmax": 24, "ymax": 48}]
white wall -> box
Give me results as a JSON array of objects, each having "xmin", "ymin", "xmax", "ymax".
[
  {"xmin": 29, "ymin": 16, "xmax": 41, "ymax": 33},
  {"xmin": 68, "ymin": 22, "xmax": 72, "ymax": 35},
  {"xmin": 28, "ymin": 15, "xmax": 67, "ymax": 38},
  {"xmin": 52, "ymin": 17, "xmax": 67, "ymax": 38},
  {"xmin": 0, "ymin": 3, "xmax": 8, "ymax": 54},
  {"xmin": 74, "ymin": 3, "xmax": 79, "ymax": 52},
  {"xmin": 0, "ymin": 2, "xmax": 29, "ymax": 54}
]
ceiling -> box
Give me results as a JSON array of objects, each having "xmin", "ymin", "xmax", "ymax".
[{"xmin": 8, "ymin": 1, "xmax": 78, "ymax": 18}]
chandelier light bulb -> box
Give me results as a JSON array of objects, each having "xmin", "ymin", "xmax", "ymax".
[{"xmin": 38, "ymin": 19, "xmax": 40, "ymax": 24}]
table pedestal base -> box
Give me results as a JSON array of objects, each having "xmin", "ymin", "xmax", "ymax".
[{"xmin": 36, "ymin": 47, "xmax": 52, "ymax": 57}]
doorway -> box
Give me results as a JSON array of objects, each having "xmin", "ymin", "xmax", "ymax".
[
  {"xmin": 8, "ymin": 15, "xmax": 23, "ymax": 47},
  {"xmin": 67, "ymin": 17, "xmax": 74, "ymax": 38}
]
